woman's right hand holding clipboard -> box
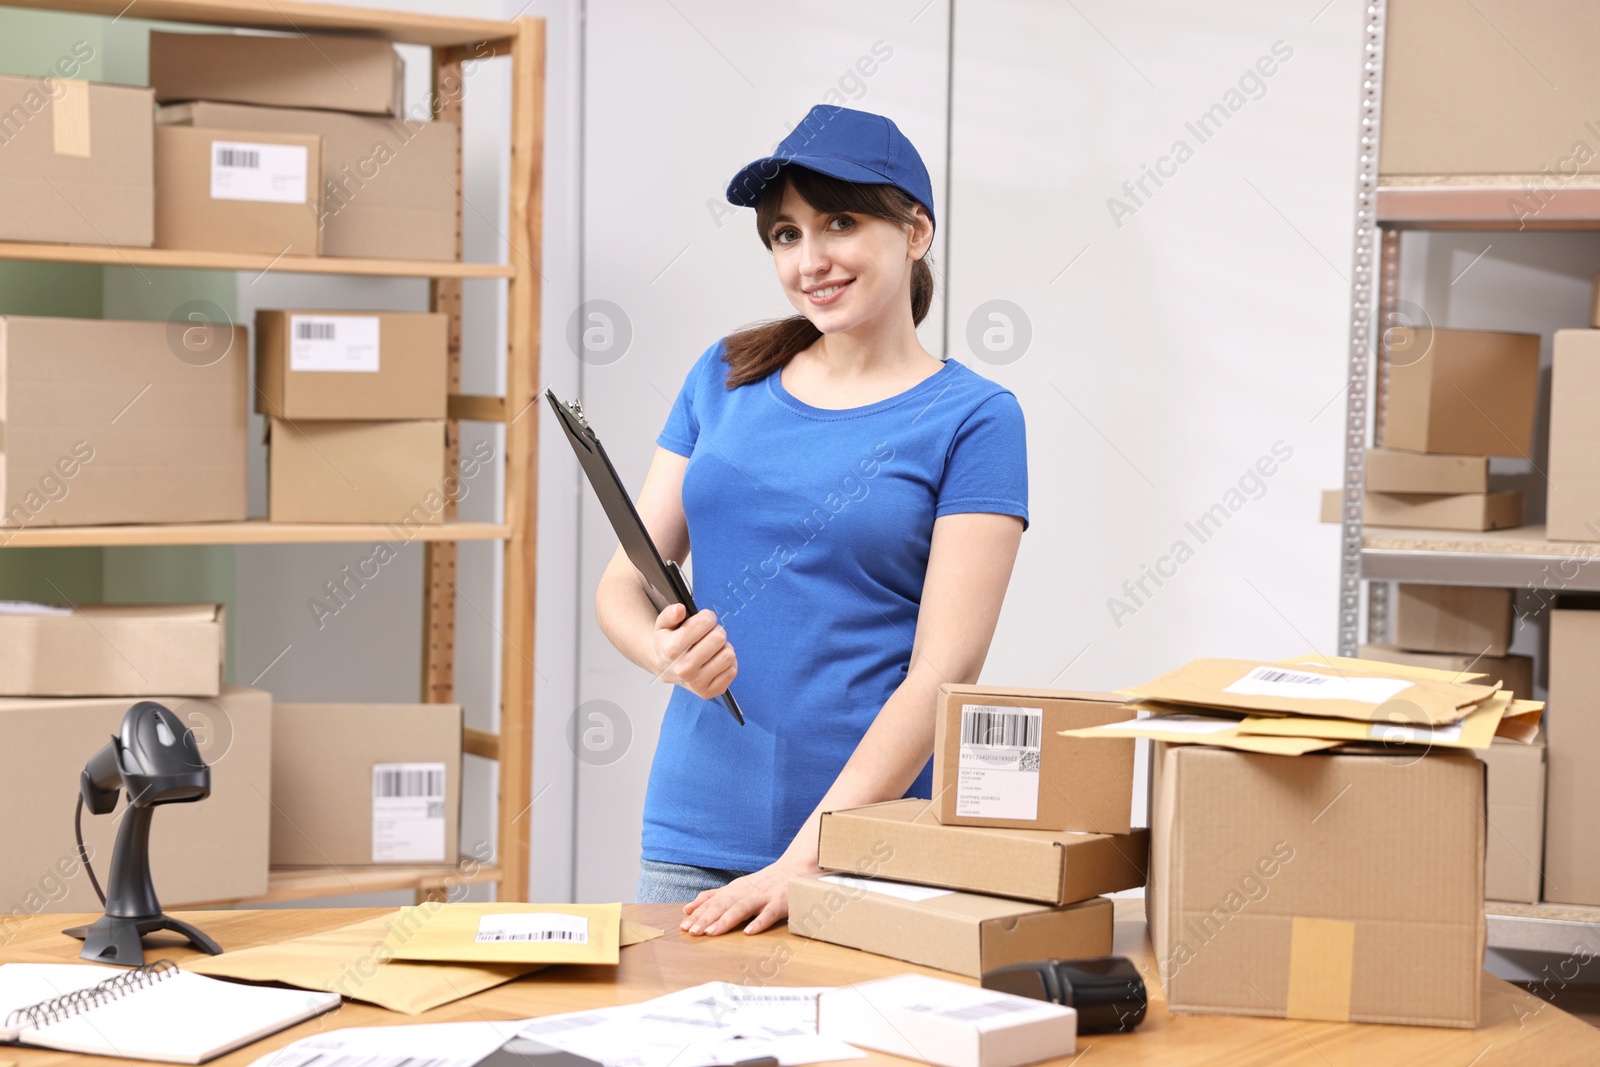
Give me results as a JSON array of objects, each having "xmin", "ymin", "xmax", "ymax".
[{"xmin": 652, "ymin": 603, "xmax": 738, "ymax": 700}]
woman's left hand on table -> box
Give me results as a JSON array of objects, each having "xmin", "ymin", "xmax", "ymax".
[{"xmin": 680, "ymin": 854, "xmax": 819, "ymax": 936}]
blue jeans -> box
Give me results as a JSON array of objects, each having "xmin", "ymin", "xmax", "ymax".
[{"xmin": 635, "ymin": 858, "xmax": 750, "ymax": 903}]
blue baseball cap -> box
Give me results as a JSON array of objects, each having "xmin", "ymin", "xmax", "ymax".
[{"xmin": 725, "ymin": 105, "xmax": 936, "ymax": 235}]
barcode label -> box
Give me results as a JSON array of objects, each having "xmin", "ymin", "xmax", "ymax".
[
  {"xmin": 210, "ymin": 140, "xmax": 309, "ymax": 204},
  {"xmin": 289, "ymin": 314, "xmax": 381, "ymax": 373},
  {"xmin": 372, "ymin": 762, "xmax": 446, "ymax": 863},
  {"xmin": 1224, "ymin": 665, "xmax": 1415, "ymax": 705},
  {"xmin": 475, "ymin": 912, "xmax": 589, "ymax": 944},
  {"xmin": 1251, "ymin": 668, "xmax": 1329, "ymax": 686},
  {"xmin": 956, "ymin": 704, "xmax": 1043, "ymax": 821}
]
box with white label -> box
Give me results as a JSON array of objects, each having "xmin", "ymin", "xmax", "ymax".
[
  {"xmin": 789, "ymin": 872, "xmax": 1112, "ymax": 978},
  {"xmin": 154, "ymin": 125, "xmax": 321, "ymax": 255},
  {"xmin": 270, "ymin": 702, "xmax": 460, "ymax": 866},
  {"xmin": 932, "ymin": 684, "xmax": 1135, "ymax": 832},
  {"xmin": 817, "ymin": 973, "xmax": 1076, "ymax": 1067},
  {"xmin": 256, "ymin": 310, "xmax": 448, "ymax": 420}
]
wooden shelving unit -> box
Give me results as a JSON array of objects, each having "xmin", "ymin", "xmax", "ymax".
[{"xmin": 0, "ymin": 0, "xmax": 544, "ymax": 904}]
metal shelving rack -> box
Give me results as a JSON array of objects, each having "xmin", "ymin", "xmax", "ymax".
[
  {"xmin": 0, "ymin": 0, "xmax": 544, "ymax": 904},
  {"xmin": 1340, "ymin": 1, "xmax": 1600, "ymax": 950}
]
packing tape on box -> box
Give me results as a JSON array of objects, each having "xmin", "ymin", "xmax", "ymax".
[
  {"xmin": 1285, "ymin": 916, "xmax": 1354, "ymax": 1022},
  {"xmin": 52, "ymin": 79, "xmax": 90, "ymax": 157}
]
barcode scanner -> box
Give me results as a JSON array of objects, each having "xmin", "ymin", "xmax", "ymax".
[
  {"xmin": 63, "ymin": 701, "xmax": 223, "ymax": 966},
  {"xmin": 981, "ymin": 956, "xmax": 1147, "ymax": 1033}
]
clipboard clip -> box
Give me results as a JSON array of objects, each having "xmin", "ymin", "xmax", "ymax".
[{"xmin": 560, "ymin": 397, "xmax": 593, "ymax": 433}]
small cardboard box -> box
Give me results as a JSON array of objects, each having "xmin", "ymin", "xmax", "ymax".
[
  {"xmin": 1542, "ymin": 607, "xmax": 1600, "ymax": 906},
  {"xmin": 1365, "ymin": 449, "xmax": 1489, "ymax": 495},
  {"xmin": 0, "ymin": 603, "xmax": 223, "ymax": 697},
  {"xmin": 0, "ymin": 74, "xmax": 153, "ymax": 247},
  {"xmin": 149, "ymin": 31, "xmax": 403, "ymax": 117},
  {"xmin": 267, "ymin": 418, "xmax": 446, "ymax": 524},
  {"xmin": 159, "ymin": 102, "xmax": 459, "ymax": 262},
  {"xmin": 1394, "ymin": 583, "xmax": 1513, "ymax": 656},
  {"xmin": 1358, "ymin": 643, "xmax": 1533, "ymax": 700},
  {"xmin": 1363, "ymin": 490, "xmax": 1523, "ymax": 531},
  {"xmin": 1483, "ymin": 731, "xmax": 1545, "ymax": 906},
  {"xmin": 1148, "ymin": 743, "xmax": 1485, "ymax": 1028},
  {"xmin": 154, "ymin": 125, "xmax": 321, "ymax": 256},
  {"xmin": 1547, "ymin": 330, "xmax": 1600, "ymax": 542},
  {"xmin": 0, "ymin": 315, "xmax": 247, "ymax": 527},
  {"xmin": 256, "ymin": 310, "xmax": 448, "ymax": 420},
  {"xmin": 932, "ymin": 684, "xmax": 1134, "ymax": 833},
  {"xmin": 1383, "ymin": 327, "xmax": 1540, "ymax": 457},
  {"xmin": 817, "ymin": 798, "xmax": 1148, "ymax": 906},
  {"xmin": 788, "ymin": 872, "xmax": 1112, "ymax": 978},
  {"xmin": 0, "ymin": 685, "xmax": 270, "ymax": 916},
  {"xmin": 270, "ymin": 702, "xmax": 461, "ymax": 866}
]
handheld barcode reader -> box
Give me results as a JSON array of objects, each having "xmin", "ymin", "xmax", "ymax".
[
  {"xmin": 981, "ymin": 956, "xmax": 1147, "ymax": 1034},
  {"xmin": 63, "ymin": 701, "xmax": 224, "ymax": 966}
]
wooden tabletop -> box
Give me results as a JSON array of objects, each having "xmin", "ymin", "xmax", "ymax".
[{"xmin": 3, "ymin": 902, "xmax": 1597, "ymax": 1066}]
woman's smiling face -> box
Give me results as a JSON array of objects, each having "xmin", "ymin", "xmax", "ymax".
[{"xmin": 769, "ymin": 182, "xmax": 932, "ymax": 335}]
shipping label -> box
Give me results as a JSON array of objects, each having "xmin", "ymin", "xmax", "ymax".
[
  {"xmin": 210, "ymin": 140, "xmax": 309, "ymax": 204},
  {"xmin": 289, "ymin": 315, "xmax": 381, "ymax": 373},
  {"xmin": 955, "ymin": 703, "xmax": 1043, "ymax": 820},
  {"xmin": 372, "ymin": 761, "xmax": 446, "ymax": 862}
]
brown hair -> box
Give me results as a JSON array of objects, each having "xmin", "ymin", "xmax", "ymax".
[{"xmin": 721, "ymin": 165, "xmax": 935, "ymax": 389}]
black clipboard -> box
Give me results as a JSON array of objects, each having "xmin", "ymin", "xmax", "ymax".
[{"xmin": 547, "ymin": 388, "xmax": 745, "ymax": 726}]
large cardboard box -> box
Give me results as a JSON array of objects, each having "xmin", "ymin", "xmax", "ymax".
[
  {"xmin": 1547, "ymin": 330, "xmax": 1600, "ymax": 542},
  {"xmin": 1381, "ymin": 0, "xmax": 1600, "ymax": 178},
  {"xmin": 159, "ymin": 102, "xmax": 459, "ymax": 262},
  {"xmin": 271, "ymin": 703, "xmax": 461, "ymax": 866},
  {"xmin": 0, "ymin": 315, "xmax": 247, "ymax": 527},
  {"xmin": 0, "ymin": 603, "xmax": 223, "ymax": 697},
  {"xmin": 0, "ymin": 685, "xmax": 271, "ymax": 920},
  {"xmin": 1542, "ymin": 608, "xmax": 1600, "ymax": 906},
  {"xmin": 817, "ymin": 798, "xmax": 1148, "ymax": 906},
  {"xmin": 1383, "ymin": 327, "xmax": 1540, "ymax": 457},
  {"xmin": 266, "ymin": 418, "xmax": 446, "ymax": 524},
  {"xmin": 932, "ymin": 684, "xmax": 1134, "ymax": 833},
  {"xmin": 1365, "ymin": 449, "xmax": 1488, "ymax": 495},
  {"xmin": 1148, "ymin": 743, "xmax": 1485, "ymax": 1028},
  {"xmin": 1358, "ymin": 643, "xmax": 1533, "ymax": 701},
  {"xmin": 256, "ymin": 310, "xmax": 448, "ymax": 420},
  {"xmin": 788, "ymin": 872, "xmax": 1112, "ymax": 978},
  {"xmin": 1394, "ymin": 583, "xmax": 1512, "ymax": 656},
  {"xmin": 1484, "ymin": 731, "xmax": 1545, "ymax": 906},
  {"xmin": 0, "ymin": 74, "xmax": 153, "ymax": 247},
  {"xmin": 1362, "ymin": 490, "xmax": 1523, "ymax": 531},
  {"xmin": 154, "ymin": 125, "xmax": 321, "ymax": 256},
  {"xmin": 149, "ymin": 31, "xmax": 402, "ymax": 117}
]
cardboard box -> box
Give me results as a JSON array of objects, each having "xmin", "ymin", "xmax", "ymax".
[
  {"xmin": 1547, "ymin": 330, "xmax": 1600, "ymax": 542},
  {"xmin": 1148, "ymin": 743, "xmax": 1484, "ymax": 1028},
  {"xmin": 817, "ymin": 798, "xmax": 1148, "ymax": 906},
  {"xmin": 1363, "ymin": 490, "xmax": 1523, "ymax": 531},
  {"xmin": 1381, "ymin": 0, "xmax": 1600, "ymax": 177},
  {"xmin": 932, "ymin": 684, "xmax": 1134, "ymax": 833},
  {"xmin": 159, "ymin": 102, "xmax": 459, "ymax": 261},
  {"xmin": 1483, "ymin": 731, "xmax": 1545, "ymax": 905},
  {"xmin": 0, "ymin": 74, "xmax": 153, "ymax": 247},
  {"xmin": 1365, "ymin": 449, "xmax": 1489, "ymax": 495},
  {"xmin": 0, "ymin": 685, "xmax": 270, "ymax": 918},
  {"xmin": 0, "ymin": 315, "xmax": 247, "ymax": 527},
  {"xmin": 817, "ymin": 974, "xmax": 1077, "ymax": 1067},
  {"xmin": 1358, "ymin": 643, "xmax": 1533, "ymax": 700},
  {"xmin": 0, "ymin": 603, "xmax": 223, "ymax": 697},
  {"xmin": 267, "ymin": 418, "xmax": 446, "ymax": 524},
  {"xmin": 256, "ymin": 310, "xmax": 448, "ymax": 420},
  {"xmin": 1394, "ymin": 583, "xmax": 1512, "ymax": 656},
  {"xmin": 270, "ymin": 702, "xmax": 461, "ymax": 866},
  {"xmin": 154, "ymin": 125, "xmax": 321, "ymax": 256},
  {"xmin": 1383, "ymin": 327, "xmax": 1540, "ymax": 457},
  {"xmin": 149, "ymin": 31, "xmax": 402, "ymax": 117},
  {"xmin": 788, "ymin": 872, "xmax": 1112, "ymax": 978},
  {"xmin": 1542, "ymin": 608, "xmax": 1600, "ymax": 906}
]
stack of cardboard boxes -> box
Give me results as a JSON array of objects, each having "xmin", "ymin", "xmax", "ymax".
[{"xmin": 792, "ymin": 685, "xmax": 1149, "ymax": 979}]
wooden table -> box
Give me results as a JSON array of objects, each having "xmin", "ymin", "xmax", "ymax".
[{"xmin": 3, "ymin": 902, "xmax": 1597, "ymax": 1066}]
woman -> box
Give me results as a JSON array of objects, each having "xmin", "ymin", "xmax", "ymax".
[{"xmin": 595, "ymin": 105, "xmax": 1028, "ymax": 936}]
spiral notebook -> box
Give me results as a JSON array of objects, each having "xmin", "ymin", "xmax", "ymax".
[{"xmin": 0, "ymin": 959, "xmax": 339, "ymax": 1064}]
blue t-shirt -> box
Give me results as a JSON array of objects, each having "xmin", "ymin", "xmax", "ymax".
[{"xmin": 642, "ymin": 338, "xmax": 1029, "ymax": 871}]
